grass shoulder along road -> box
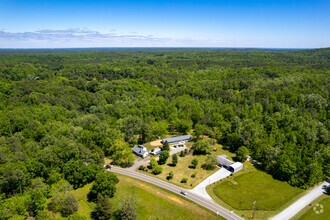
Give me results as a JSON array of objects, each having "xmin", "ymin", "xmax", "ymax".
[
  {"xmin": 71, "ymin": 173, "xmax": 223, "ymax": 220},
  {"xmin": 207, "ymin": 162, "xmax": 304, "ymax": 219},
  {"xmin": 291, "ymin": 194, "xmax": 330, "ymax": 220}
]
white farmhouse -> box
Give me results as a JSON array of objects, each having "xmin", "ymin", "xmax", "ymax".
[{"xmin": 132, "ymin": 145, "xmax": 149, "ymax": 158}]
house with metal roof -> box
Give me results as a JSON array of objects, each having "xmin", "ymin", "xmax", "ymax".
[
  {"xmin": 132, "ymin": 145, "xmax": 149, "ymax": 158},
  {"xmin": 161, "ymin": 135, "xmax": 192, "ymax": 144}
]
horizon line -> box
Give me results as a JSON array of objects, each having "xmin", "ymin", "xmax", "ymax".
[{"xmin": 0, "ymin": 46, "xmax": 326, "ymax": 50}]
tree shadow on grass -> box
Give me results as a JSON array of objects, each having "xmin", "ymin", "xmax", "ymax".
[{"xmin": 167, "ymin": 164, "xmax": 176, "ymax": 167}]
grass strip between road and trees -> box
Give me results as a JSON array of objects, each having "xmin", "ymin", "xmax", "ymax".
[{"xmin": 71, "ymin": 173, "xmax": 224, "ymax": 220}]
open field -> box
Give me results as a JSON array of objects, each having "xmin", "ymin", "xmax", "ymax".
[
  {"xmin": 207, "ymin": 162, "xmax": 305, "ymax": 219},
  {"xmin": 138, "ymin": 144, "xmax": 235, "ymax": 189},
  {"xmin": 290, "ymin": 194, "xmax": 330, "ymax": 220},
  {"xmin": 71, "ymin": 173, "xmax": 222, "ymax": 219}
]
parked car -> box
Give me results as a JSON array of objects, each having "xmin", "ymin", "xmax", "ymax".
[{"xmin": 105, "ymin": 165, "xmax": 111, "ymax": 169}]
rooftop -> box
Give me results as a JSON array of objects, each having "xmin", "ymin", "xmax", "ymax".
[
  {"xmin": 217, "ymin": 155, "xmax": 234, "ymax": 167},
  {"xmin": 162, "ymin": 135, "xmax": 192, "ymax": 143}
]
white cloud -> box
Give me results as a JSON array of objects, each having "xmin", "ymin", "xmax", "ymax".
[
  {"xmin": 0, "ymin": 28, "xmax": 246, "ymax": 48},
  {"xmin": 0, "ymin": 28, "xmax": 313, "ymax": 48}
]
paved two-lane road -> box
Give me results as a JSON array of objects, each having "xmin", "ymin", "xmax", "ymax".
[
  {"xmin": 271, "ymin": 180, "xmax": 330, "ymax": 220},
  {"xmin": 107, "ymin": 167, "xmax": 243, "ymax": 220}
]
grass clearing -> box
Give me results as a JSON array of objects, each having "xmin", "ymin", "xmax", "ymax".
[
  {"xmin": 207, "ymin": 162, "xmax": 304, "ymax": 219},
  {"xmin": 71, "ymin": 173, "xmax": 223, "ymax": 220},
  {"xmin": 138, "ymin": 144, "xmax": 234, "ymax": 189},
  {"xmin": 213, "ymin": 171, "xmax": 303, "ymax": 210}
]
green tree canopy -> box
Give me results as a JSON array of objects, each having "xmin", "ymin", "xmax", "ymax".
[
  {"xmin": 87, "ymin": 172, "xmax": 119, "ymax": 202},
  {"xmin": 158, "ymin": 150, "xmax": 170, "ymax": 165}
]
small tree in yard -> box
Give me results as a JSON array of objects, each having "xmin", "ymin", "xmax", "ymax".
[
  {"xmin": 91, "ymin": 194, "xmax": 113, "ymax": 220},
  {"xmin": 172, "ymin": 154, "xmax": 178, "ymax": 166},
  {"xmin": 118, "ymin": 198, "xmax": 137, "ymax": 220},
  {"xmin": 180, "ymin": 151, "xmax": 185, "ymax": 157},
  {"xmin": 236, "ymin": 146, "xmax": 249, "ymax": 162},
  {"xmin": 149, "ymin": 158, "xmax": 158, "ymax": 169},
  {"xmin": 191, "ymin": 159, "xmax": 198, "ymax": 168},
  {"xmin": 158, "ymin": 151, "xmax": 170, "ymax": 165},
  {"xmin": 162, "ymin": 140, "xmax": 170, "ymax": 151},
  {"xmin": 153, "ymin": 165, "xmax": 163, "ymax": 174},
  {"xmin": 202, "ymin": 155, "xmax": 218, "ymax": 170}
]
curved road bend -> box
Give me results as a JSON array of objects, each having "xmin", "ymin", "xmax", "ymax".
[{"xmin": 107, "ymin": 167, "xmax": 243, "ymax": 220}]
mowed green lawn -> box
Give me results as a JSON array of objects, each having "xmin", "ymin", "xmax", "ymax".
[
  {"xmin": 298, "ymin": 196, "xmax": 330, "ymax": 220},
  {"xmin": 213, "ymin": 171, "xmax": 303, "ymax": 211},
  {"xmin": 71, "ymin": 173, "xmax": 222, "ymax": 220}
]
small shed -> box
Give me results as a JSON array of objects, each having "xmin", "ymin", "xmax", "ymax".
[
  {"xmin": 150, "ymin": 147, "xmax": 162, "ymax": 155},
  {"xmin": 229, "ymin": 162, "xmax": 243, "ymax": 173}
]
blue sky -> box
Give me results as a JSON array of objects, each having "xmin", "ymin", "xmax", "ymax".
[{"xmin": 0, "ymin": 0, "xmax": 329, "ymax": 48}]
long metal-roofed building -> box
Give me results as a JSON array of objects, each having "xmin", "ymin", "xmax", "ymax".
[
  {"xmin": 161, "ymin": 135, "xmax": 192, "ymax": 144},
  {"xmin": 217, "ymin": 155, "xmax": 244, "ymax": 173},
  {"xmin": 217, "ymin": 155, "xmax": 234, "ymax": 168}
]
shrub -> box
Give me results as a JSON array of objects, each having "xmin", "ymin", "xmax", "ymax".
[
  {"xmin": 181, "ymin": 178, "xmax": 188, "ymax": 183},
  {"xmin": 167, "ymin": 171, "xmax": 174, "ymax": 180},
  {"xmin": 191, "ymin": 159, "xmax": 198, "ymax": 168},
  {"xmin": 138, "ymin": 165, "xmax": 145, "ymax": 170}
]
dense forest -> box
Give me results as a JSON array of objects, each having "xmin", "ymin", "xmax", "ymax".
[{"xmin": 0, "ymin": 48, "xmax": 329, "ymax": 218}]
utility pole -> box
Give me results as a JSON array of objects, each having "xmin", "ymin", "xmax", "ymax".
[{"xmin": 252, "ymin": 201, "xmax": 256, "ymax": 219}]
